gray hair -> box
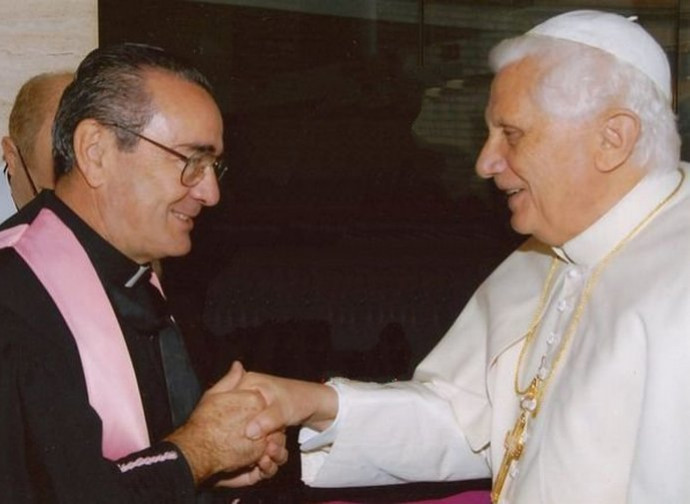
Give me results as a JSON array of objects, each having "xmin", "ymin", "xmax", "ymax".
[
  {"xmin": 489, "ymin": 35, "xmax": 680, "ymax": 174},
  {"xmin": 53, "ymin": 43, "xmax": 214, "ymax": 176}
]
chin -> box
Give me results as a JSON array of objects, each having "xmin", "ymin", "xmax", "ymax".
[
  {"xmin": 509, "ymin": 216, "xmax": 532, "ymax": 237},
  {"xmin": 162, "ymin": 239, "xmax": 193, "ymax": 258}
]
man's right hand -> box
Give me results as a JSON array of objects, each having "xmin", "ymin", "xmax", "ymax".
[
  {"xmin": 235, "ymin": 364, "xmax": 339, "ymax": 440},
  {"xmin": 166, "ymin": 361, "xmax": 287, "ymax": 485}
]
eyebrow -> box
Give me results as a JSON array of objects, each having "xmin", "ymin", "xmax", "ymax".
[
  {"xmin": 496, "ymin": 120, "xmax": 514, "ymax": 129},
  {"xmin": 484, "ymin": 109, "xmax": 505, "ymax": 128},
  {"xmin": 176, "ymin": 142, "xmax": 222, "ymax": 156}
]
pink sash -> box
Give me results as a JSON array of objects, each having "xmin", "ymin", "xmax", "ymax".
[
  {"xmin": 0, "ymin": 208, "xmax": 149, "ymax": 459},
  {"xmin": 319, "ymin": 491, "xmax": 491, "ymax": 504}
]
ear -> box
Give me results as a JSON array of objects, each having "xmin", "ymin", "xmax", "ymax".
[
  {"xmin": 594, "ymin": 109, "xmax": 640, "ymax": 173},
  {"xmin": 1, "ymin": 136, "xmax": 19, "ymax": 178},
  {"xmin": 72, "ymin": 119, "xmax": 110, "ymax": 188}
]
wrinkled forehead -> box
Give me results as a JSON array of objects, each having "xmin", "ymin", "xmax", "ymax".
[
  {"xmin": 144, "ymin": 69, "xmax": 224, "ymax": 151},
  {"xmin": 487, "ymin": 58, "xmax": 544, "ymax": 117}
]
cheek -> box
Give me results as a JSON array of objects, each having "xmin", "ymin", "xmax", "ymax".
[
  {"xmin": 520, "ymin": 140, "xmax": 565, "ymax": 184},
  {"xmin": 104, "ymin": 174, "xmax": 150, "ymax": 225},
  {"xmin": 130, "ymin": 172, "xmax": 184, "ymax": 214},
  {"xmin": 505, "ymin": 145, "xmax": 540, "ymax": 183}
]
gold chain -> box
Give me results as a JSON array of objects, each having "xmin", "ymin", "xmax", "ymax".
[
  {"xmin": 514, "ymin": 169, "xmax": 684, "ymax": 397},
  {"xmin": 513, "ymin": 259, "xmax": 559, "ymax": 396},
  {"xmin": 492, "ymin": 169, "xmax": 685, "ymax": 504}
]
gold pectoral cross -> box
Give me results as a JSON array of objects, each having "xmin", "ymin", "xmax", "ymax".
[{"xmin": 491, "ymin": 377, "xmax": 543, "ymax": 503}]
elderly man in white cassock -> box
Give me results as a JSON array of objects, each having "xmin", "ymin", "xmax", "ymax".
[{"xmin": 232, "ymin": 10, "xmax": 690, "ymax": 504}]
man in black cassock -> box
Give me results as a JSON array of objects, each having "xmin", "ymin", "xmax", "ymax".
[{"xmin": 0, "ymin": 43, "xmax": 286, "ymax": 503}]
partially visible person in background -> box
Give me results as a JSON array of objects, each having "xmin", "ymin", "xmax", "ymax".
[{"xmin": 0, "ymin": 71, "xmax": 73, "ymax": 222}]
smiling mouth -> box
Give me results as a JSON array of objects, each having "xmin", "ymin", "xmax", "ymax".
[
  {"xmin": 171, "ymin": 210, "xmax": 193, "ymax": 222},
  {"xmin": 506, "ymin": 188, "xmax": 523, "ymax": 197}
]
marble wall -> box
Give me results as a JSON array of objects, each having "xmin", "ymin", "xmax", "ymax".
[{"xmin": 0, "ymin": 0, "xmax": 97, "ymax": 139}]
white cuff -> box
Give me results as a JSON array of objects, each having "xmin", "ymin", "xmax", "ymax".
[{"xmin": 299, "ymin": 381, "xmax": 342, "ymax": 452}]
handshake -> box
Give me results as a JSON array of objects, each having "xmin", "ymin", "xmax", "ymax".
[{"xmin": 165, "ymin": 361, "xmax": 338, "ymax": 488}]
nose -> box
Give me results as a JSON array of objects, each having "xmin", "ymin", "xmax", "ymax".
[
  {"xmin": 475, "ymin": 134, "xmax": 508, "ymax": 179},
  {"xmin": 189, "ymin": 167, "xmax": 221, "ymax": 207}
]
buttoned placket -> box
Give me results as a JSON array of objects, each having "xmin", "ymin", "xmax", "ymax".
[{"xmin": 501, "ymin": 263, "xmax": 587, "ymax": 503}]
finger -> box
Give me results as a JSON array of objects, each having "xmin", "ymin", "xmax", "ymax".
[
  {"xmin": 245, "ymin": 405, "xmax": 285, "ymax": 440},
  {"xmin": 255, "ymin": 454, "xmax": 279, "ymax": 479},
  {"xmin": 265, "ymin": 431, "xmax": 288, "ymax": 465},
  {"xmin": 208, "ymin": 361, "xmax": 246, "ymax": 394},
  {"xmin": 214, "ymin": 466, "xmax": 262, "ymax": 488},
  {"xmin": 265, "ymin": 430, "xmax": 286, "ymax": 445},
  {"xmin": 266, "ymin": 441, "xmax": 289, "ymax": 466}
]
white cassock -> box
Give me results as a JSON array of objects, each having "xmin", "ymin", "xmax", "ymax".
[{"xmin": 300, "ymin": 163, "xmax": 690, "ymax": 504}]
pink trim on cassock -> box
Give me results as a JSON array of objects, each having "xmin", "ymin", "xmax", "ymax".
[
  {"xmin": 319, "ymin": 491, "xmax": 491, "ymax": 504},
  {"xmin": 0, "ymin": 208, "xmax": 149, "ymax": 459}
]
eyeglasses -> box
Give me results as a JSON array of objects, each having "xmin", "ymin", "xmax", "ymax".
[
  {"xmin": 105, "ymin": 123, "xmax": 228, "ymax": 187},
  {"xmin": 16, "ymin": 147, "xmax": 39, "ymax": 198}
]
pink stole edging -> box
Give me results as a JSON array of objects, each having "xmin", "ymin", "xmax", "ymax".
[
  {"xmin": 319, "ymin": 490, "xmax": 491, "ymax": 504},
  {"xmin": 0, "ymin": 208, "xmax": 149, "ymax": 459}
]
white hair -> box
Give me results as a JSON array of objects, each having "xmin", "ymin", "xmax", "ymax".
[{"xmin": 489, "ymin": 35, "xmax": 680, "ymax": 174}]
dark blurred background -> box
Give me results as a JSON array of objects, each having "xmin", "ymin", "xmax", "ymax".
[{"xmin": 99, "ymin": 1, "xmax": 681, "ymax": 501}]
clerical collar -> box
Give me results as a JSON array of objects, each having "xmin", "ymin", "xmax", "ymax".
[
  {"xmin": 43, "ymin": 191, "xmax": 152, "ymax": 289},
  {"xmin": 124, "ymin": 265, "xmax": 152, "ymax": 288},
  {"xmin": 553, "ymin": 167, "xmax": 684, "ymax": 267}
]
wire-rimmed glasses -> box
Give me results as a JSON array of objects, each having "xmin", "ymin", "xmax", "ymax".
[{"xmin": 105, "ymin": 123, "xmax": 228, "ymax": 187}]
